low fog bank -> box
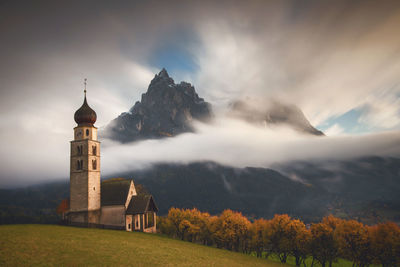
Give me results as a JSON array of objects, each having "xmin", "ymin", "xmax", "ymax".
[
  {"xmin": 100, "ymin": 117, "xmax": 400, "ymax": 176},
  {"xmin": 1, "ymin": 115, "xmax": 399, "ymax": 188}
]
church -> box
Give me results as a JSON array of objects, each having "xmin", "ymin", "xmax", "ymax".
[{"xmin": 65, "ymin": 88, "xmax": 158, "ymax": 233}]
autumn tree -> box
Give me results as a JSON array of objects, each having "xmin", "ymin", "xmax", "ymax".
[
  {"xmin": 212, "ymin": 209, "xmax": 251, "ymax": 252},
  {"xmin": 335, "ymin": 219, "xmax": 373, "ymax": 267},
  {"xmin": 249, "ymin": 218, "xmax": 269, "ymax": 258},
  {"xmin": 56, "ymin": 198, "xmax": 69, "ymax": 220},
  {"xmin": 288, "ymin": 219, "xmax": 311, "ymax": 266},
  {"xmin": 197, "ymin": 213, "xmax": 216, "ymax": 246},
  {"xmin": 180, "ymin": 208, "xmax": 204, "ymax": 242},
  {"xmin": 310, "ymin": 216, "xmax": 341, "ymax": 267},
  {"xmin": 369, "ymin": 222, "xmax": 400, "ymax": 267},
  {"xmin": 264, "ymin": 214, "xmax": 294, "ymax": 263},
  {"xmin": 165, "ymin": 207, "xmax": 186, "ymax": 239},
  {"xmin": 157, "ymin": 216, "xmax": 174, "ymax": 236}
]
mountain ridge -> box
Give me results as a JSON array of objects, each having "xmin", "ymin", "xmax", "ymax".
[
  {"xmin": 102, "ymin": 68, "xmax": 324, "ymax": 142},
  {"xmin": 102, "ymin": 68, "xmax": 212, "ymax": 142}
]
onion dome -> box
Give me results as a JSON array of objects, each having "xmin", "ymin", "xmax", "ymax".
[{"xmin": 74, "ymin": 90, "xmax": 97, "ymax": 126}]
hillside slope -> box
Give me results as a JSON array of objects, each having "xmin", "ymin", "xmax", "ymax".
[
  {"xmin": 126, "ymin": 162, "xmax": 331, "ymax": 222},
  {"xmin": 1, "ymin": 157, "xmax": 399, "ymax": 225},
  {"xmin": 0, "ymin": 225, "xmax": 286, "ymax": 267}
]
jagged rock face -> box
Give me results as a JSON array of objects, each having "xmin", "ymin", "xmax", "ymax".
[
  {"xmin": 103, "ymin": 69, "xmax": 212, "ymax": 143},
  {"xmin": 230, "ymin": 100, "xmax": 324, "ymax": 136}
]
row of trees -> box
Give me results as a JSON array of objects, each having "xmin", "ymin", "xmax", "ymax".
[{"xmin": 158, "ymin": 208, "xmax": 400, "ymax": 267}]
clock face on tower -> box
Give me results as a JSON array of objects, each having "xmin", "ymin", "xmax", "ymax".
[{"xmin": 77, "ymin": 130, "xmax": 82, "ymax": 138}]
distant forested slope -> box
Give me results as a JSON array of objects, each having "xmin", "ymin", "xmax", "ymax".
[{"xmin": 1, "ymin": 157, "xmax": 399, "ymax": 225}]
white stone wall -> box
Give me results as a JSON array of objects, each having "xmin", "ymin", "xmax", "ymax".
[
  {"xmin": 69, "ymin": 172, "xmax": 88, "ymax": 212},
  {"xmin": 87, "ymin": 171, "xmax": 100, "ymax": 211},
  {"xmin": 124, "ymin": 181, "xmax": 137, "ymax": 209}
]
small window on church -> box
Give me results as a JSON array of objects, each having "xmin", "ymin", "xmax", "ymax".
[
  {"xmin": 136, "ymin": 220, "xmax": 138, "ymax": 228},
  {"xmin": 77, "ymin": 160, "xmax": 82, "ymax": 170},
  {"xmin": 128, "ymin": 223, "xmax": 131, "ymax": 230},
  {"xmin": 77, "ymin": 145, "xmax": 83, "ymax": 155},
  {"xmin": 92, "ymin": 159, "xmax": 97, "ymax": 170},
  {"xmin": 80, "ymin": 160, "xmax": 83, "ymax": 170},
  {"xmin": 93, "ymin": 187, "xmax": 95, "ymax": 191},
  {"xmin": 92, "ymin": 145, "xmax": 96, "ymax": 155},
  {"xmin": 86, "ymin": 129, "xmax": 89, "ymax": 136}
]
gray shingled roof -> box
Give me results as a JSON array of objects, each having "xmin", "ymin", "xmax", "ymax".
[
  {"xmin": 101, "ymin": 178, "xmax": 131, "ymax": 206},
  {"xmin": 126, "ymin": 195, "xmax": 158, "ymax": 215}
]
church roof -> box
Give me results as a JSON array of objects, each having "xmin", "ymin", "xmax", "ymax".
[
  {"xmin": 126, "ymin": 195, "xmax": 158, "ymax": 215},
  {"xmin": 74, "ymin": 92, "xmax": 97, "ymax": 126},
  {"xmin": 101, "ymin": 178, "xmax": 131, "ymax": 206}
]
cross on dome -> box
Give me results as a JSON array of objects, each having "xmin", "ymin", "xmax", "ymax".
[{"xmin": 74, "ymin": 78, "xmax": 97, "ymax": 126}]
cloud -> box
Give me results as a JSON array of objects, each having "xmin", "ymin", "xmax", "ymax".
[
  {"xmin": 100, "ymin": 118, "xmax": 400, "ymax": 176},
  {"xmin": 358, "ymin": 86, "xmax": 400, "ymax": 129},
  {"xmin": 324, "ymin": 124, "xmax": 345, "ymax": 136},
  {"xmin": 1, "ymin": 1, "xmax": 400, "ymax": 187},
  {"xmin": 190, "ymin": 1, "xmax": 400, "ymax": 129}
]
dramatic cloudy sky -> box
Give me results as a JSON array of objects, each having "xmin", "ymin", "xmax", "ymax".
[{"xmin": 1, "ymin": 0, "xmax": 400, "ymax": 187}]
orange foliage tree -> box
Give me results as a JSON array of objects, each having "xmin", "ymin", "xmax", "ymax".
[
  {"xmin": 56, "ymin": 198, "xmax": 69, "ymax": 217},
  {"xmin": 310, "ymin": 216, "xmax": 340, "ymax": 267},
  {"xmin": 335, "ymin": 219, "xmax": 373, "ymax": 267},
  {"xmin": 159, "ymin": 207, "xmax": 400, "ymax": 266},
  {"xmin": 212, "ymin": 209, "xmax": 251, "ymax": 252},
  {"xmin": 264, "ymin": 214, "xmax": 294, "ymax": 263},
  {"xmin": 370, "ymin": 222, "xmax": 400, "ymax": 267},
  {"xmin": 288, "ymin": 219, "xmax": 311, "ymax": 266},
  {"xmin": 249, "ymin": 218, "xmax": 269, "ymax": 258}
]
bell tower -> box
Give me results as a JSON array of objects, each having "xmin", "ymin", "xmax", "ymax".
[{"xmin": 69, "ymin": 80, "xmax": 101, "ymax": 224}]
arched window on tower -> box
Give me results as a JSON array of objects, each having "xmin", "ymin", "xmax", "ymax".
[
  {"xmin": 77, "ymin": 145, "xmax": 82, "ymax": 155},
  {"xmin": 86, "ymin": 129, "xmax": 89, "ymax": 136},
  {"xmin": 92, "ymin": 159, "xmax": 97, "ymax": 170},
  {"xmin": 92, "ymin": 145, "xmax": 97, "ymax": 155},
  {"xmin": 77, "ymin": 160, "xmax": 81, "ymax": 170}
]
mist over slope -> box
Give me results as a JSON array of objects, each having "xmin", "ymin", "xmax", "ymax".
[
  {"xmin": 111, "ymin": 156, "xmax": 400, "ymax": 224},
  {"xmin": 230, "ymin": 100, "xmax": 324, "ymax": 136},
  {"xmin": 2, "ymin": 156, "xmax": 399, "ymax": 224}
]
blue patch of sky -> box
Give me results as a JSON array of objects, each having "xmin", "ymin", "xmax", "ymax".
[
  {"xmin": 317, "ymin": 108, "xmax": 371, "ymax": 134},
  {"xmin": 148, "ymin": 27, "xmax": 199, "ymax": 79},
  {"xmin": 149, "ymin": 44, "xmax": 198, "ymax": 75},
  {"xmin": 117, "ymin": 26, "xmax": 199, "ymax": 79}
]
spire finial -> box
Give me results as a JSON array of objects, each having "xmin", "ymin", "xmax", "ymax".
[{"xmin": 84, "ymin": 78, "xmax": 87, "ymax": 95}]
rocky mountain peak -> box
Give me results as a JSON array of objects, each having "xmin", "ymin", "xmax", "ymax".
[
  {"xmin": 149, "ymin": 68, "xmax": 174, "ymax": 88},
  {"xmin": 158, "ymin": 68, "xmax": 169, "ymax": 78},
  {"xmin": 103, "ymin": 68, "xmax": 213, "ymax": 143}
]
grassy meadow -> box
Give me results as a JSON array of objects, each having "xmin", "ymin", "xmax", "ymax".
[{"xmin": 0, "ymin": 224, "xmax": 288, "ymax": 267}]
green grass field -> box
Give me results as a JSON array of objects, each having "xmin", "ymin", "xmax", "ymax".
[{"xmin": 0, "ymin": 225, "xmax": 288, "ymax": 267}]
